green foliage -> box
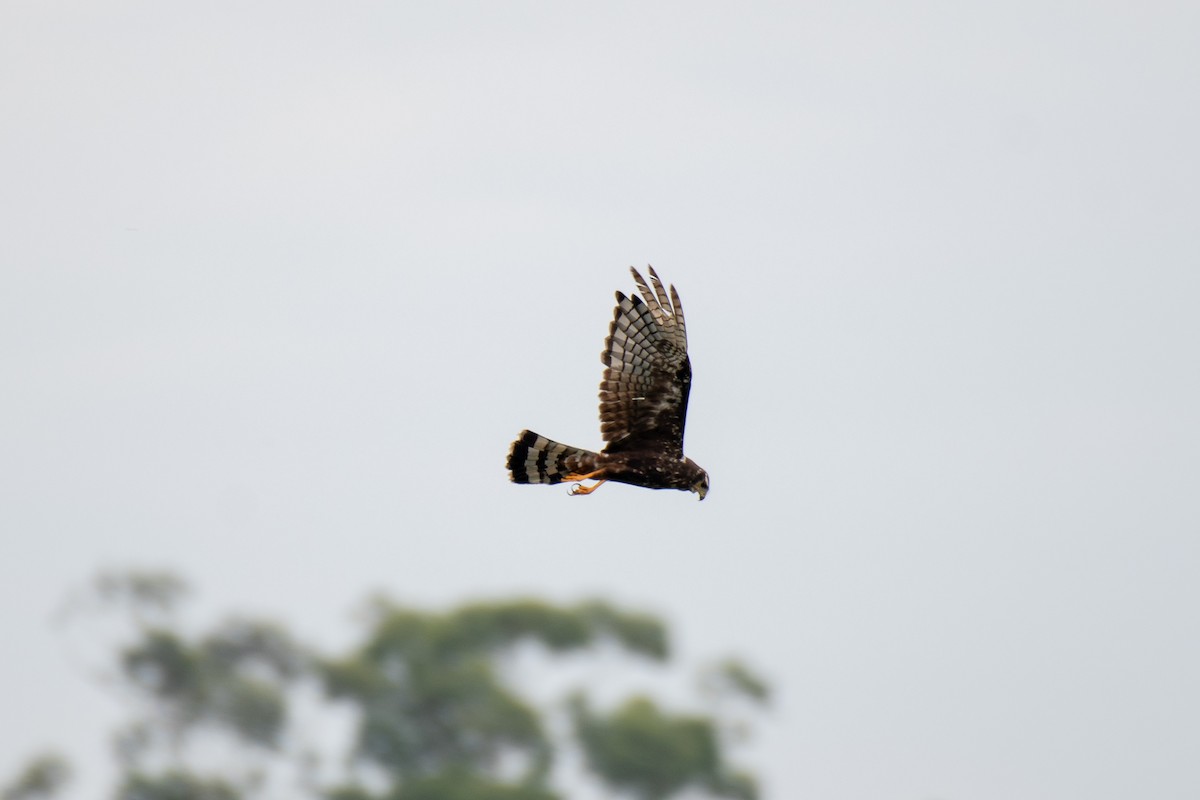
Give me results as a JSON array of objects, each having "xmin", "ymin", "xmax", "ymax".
[
  {"xmin": 49, "ymin": 570, "xmax": 768, "ymax": 800},
  {"xmin": 212, "ymin": 674, "xmax": 287, "ymax": 746},
  {"xmin": 123, "ymin": 629, "xmax": 202, "ymax": 699},
  {"xmin": 576, "ymin": 601, "xmax": 669, "ymax": 660},
  {"xmin": 201, "ymin": 619, "xmax": 307, "ymax": 679},
  {"xmin": 355, "ymin": 598, "xmax": 668, "ymax": 664},
  {"xmin": 702, "ymin": 659, "xmax": 771, "ymax": 706},
  {"xmin": 344, "ymin": 656, "xmax": 548, "ymax": 781},
  {"xmin": 116, "ymin": 771, "xmax": 241, "ymax": 800},
  {"xmin": 323, "ymin": 597, "xmax": 674, "ymax": 786},
  {"xmin": 324, "ymin": 789, "xmax": 376, "ymax": 800},
  {"xmin": 572, "ymin": 695, "xmax": 756, "ymax": 800},
  {"xmin": 398, "ymin": 777, "xmax": 556, "ymax": 800},
  {"xmin": 95, "ymin": 571, "xmax": 190, "ymax": 616},
  {"xmin": 325, "ymin": 602, "xmax": 562, "ymax": 784},
  {"xmin": 120, "ymin": 619, "xmax": 304, "ymax": 747},
  {"xmin": 448, "ymin": 600, "xmax": 593, "ymax": 654},
  {"xmin": 395, "ymin": 771, "xmax": 561, "ymax": 800},
  {"xmin": 0, "ymin": 754, "xmax": 71, "ymax": 800},
  {"xmin": 705, "ymin": 770, "xmax": 758, "ymax": 800},
  {"xmin": 327, "ymin": 771, "xmax": 560, "ymax": 800}
]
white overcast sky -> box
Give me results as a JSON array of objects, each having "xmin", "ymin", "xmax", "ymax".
[{"xmin": 2, "ymin": 2, "xmax": 1199, "ymax": 798}]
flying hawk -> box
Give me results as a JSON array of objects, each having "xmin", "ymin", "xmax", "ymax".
[{"xmin": 507, "ymin": 267, "xmax": 709, "ymax": 500}]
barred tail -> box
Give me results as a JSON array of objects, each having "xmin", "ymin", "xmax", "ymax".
[{"xmin": 507, "ymin": 430, "xmax": 599, "ymax": 485}]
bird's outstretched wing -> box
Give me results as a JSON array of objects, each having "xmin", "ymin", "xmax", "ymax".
[{"xmin": 598, "ymin": 266, "xmax": 692, "ymax": 456}]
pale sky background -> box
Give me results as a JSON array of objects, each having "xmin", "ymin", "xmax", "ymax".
[{"xmin": 2, "ymin": 2, "xmax": 1199, "ymax": 798}]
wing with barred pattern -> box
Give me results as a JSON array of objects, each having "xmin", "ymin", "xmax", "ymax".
[
  {"xmin": 506, "ymin": 266, "xmax": 708, "ymax": 500},
  {"xmin": 598, "ymin": 266, "xmax": 692, "ymax": 457}
]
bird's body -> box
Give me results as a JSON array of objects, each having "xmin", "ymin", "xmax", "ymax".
[{"xmin": 507, "ymin": 267, "xmax": 709, "ymax": 500}]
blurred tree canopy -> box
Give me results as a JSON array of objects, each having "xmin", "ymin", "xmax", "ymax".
[
  {"xmin": 0, "ymin": 754, "xmax": 70, "ymax": 800},
  {"xmin": 10, "ymin": 571, "xmax": 769, "ymax": 800}
]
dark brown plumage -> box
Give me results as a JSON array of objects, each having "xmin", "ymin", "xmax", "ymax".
[{"xmin": 507, "ymin": 267, "xmax": 709, "ymax": 500}]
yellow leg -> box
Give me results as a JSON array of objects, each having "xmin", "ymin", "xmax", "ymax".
[
  {"xmin": 561, "ymin": 469, "xmax": 607, "ymax": 496},
  {"xmin": 569, "ymin": 479, "xmax": 607, "ymax": 496}
]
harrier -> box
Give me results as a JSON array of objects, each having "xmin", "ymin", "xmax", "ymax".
[{"xmin": 507, "ymin": 267, "xmax": 709, "ymax": 500}]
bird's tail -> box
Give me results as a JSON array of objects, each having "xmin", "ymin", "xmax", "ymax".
[{"xmin": 507, "ymin": 430, "xmax": 600, "ymax": 485}]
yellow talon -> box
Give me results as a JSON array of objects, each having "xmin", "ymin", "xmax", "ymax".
[{"xmin": 569, "ymin": 480, "xmax": 607, "ymax": 496}]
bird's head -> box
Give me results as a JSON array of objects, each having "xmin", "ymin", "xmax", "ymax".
[{"xmin": 691, "ymin": 470, "xmax": 709, "ymax": 501}]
